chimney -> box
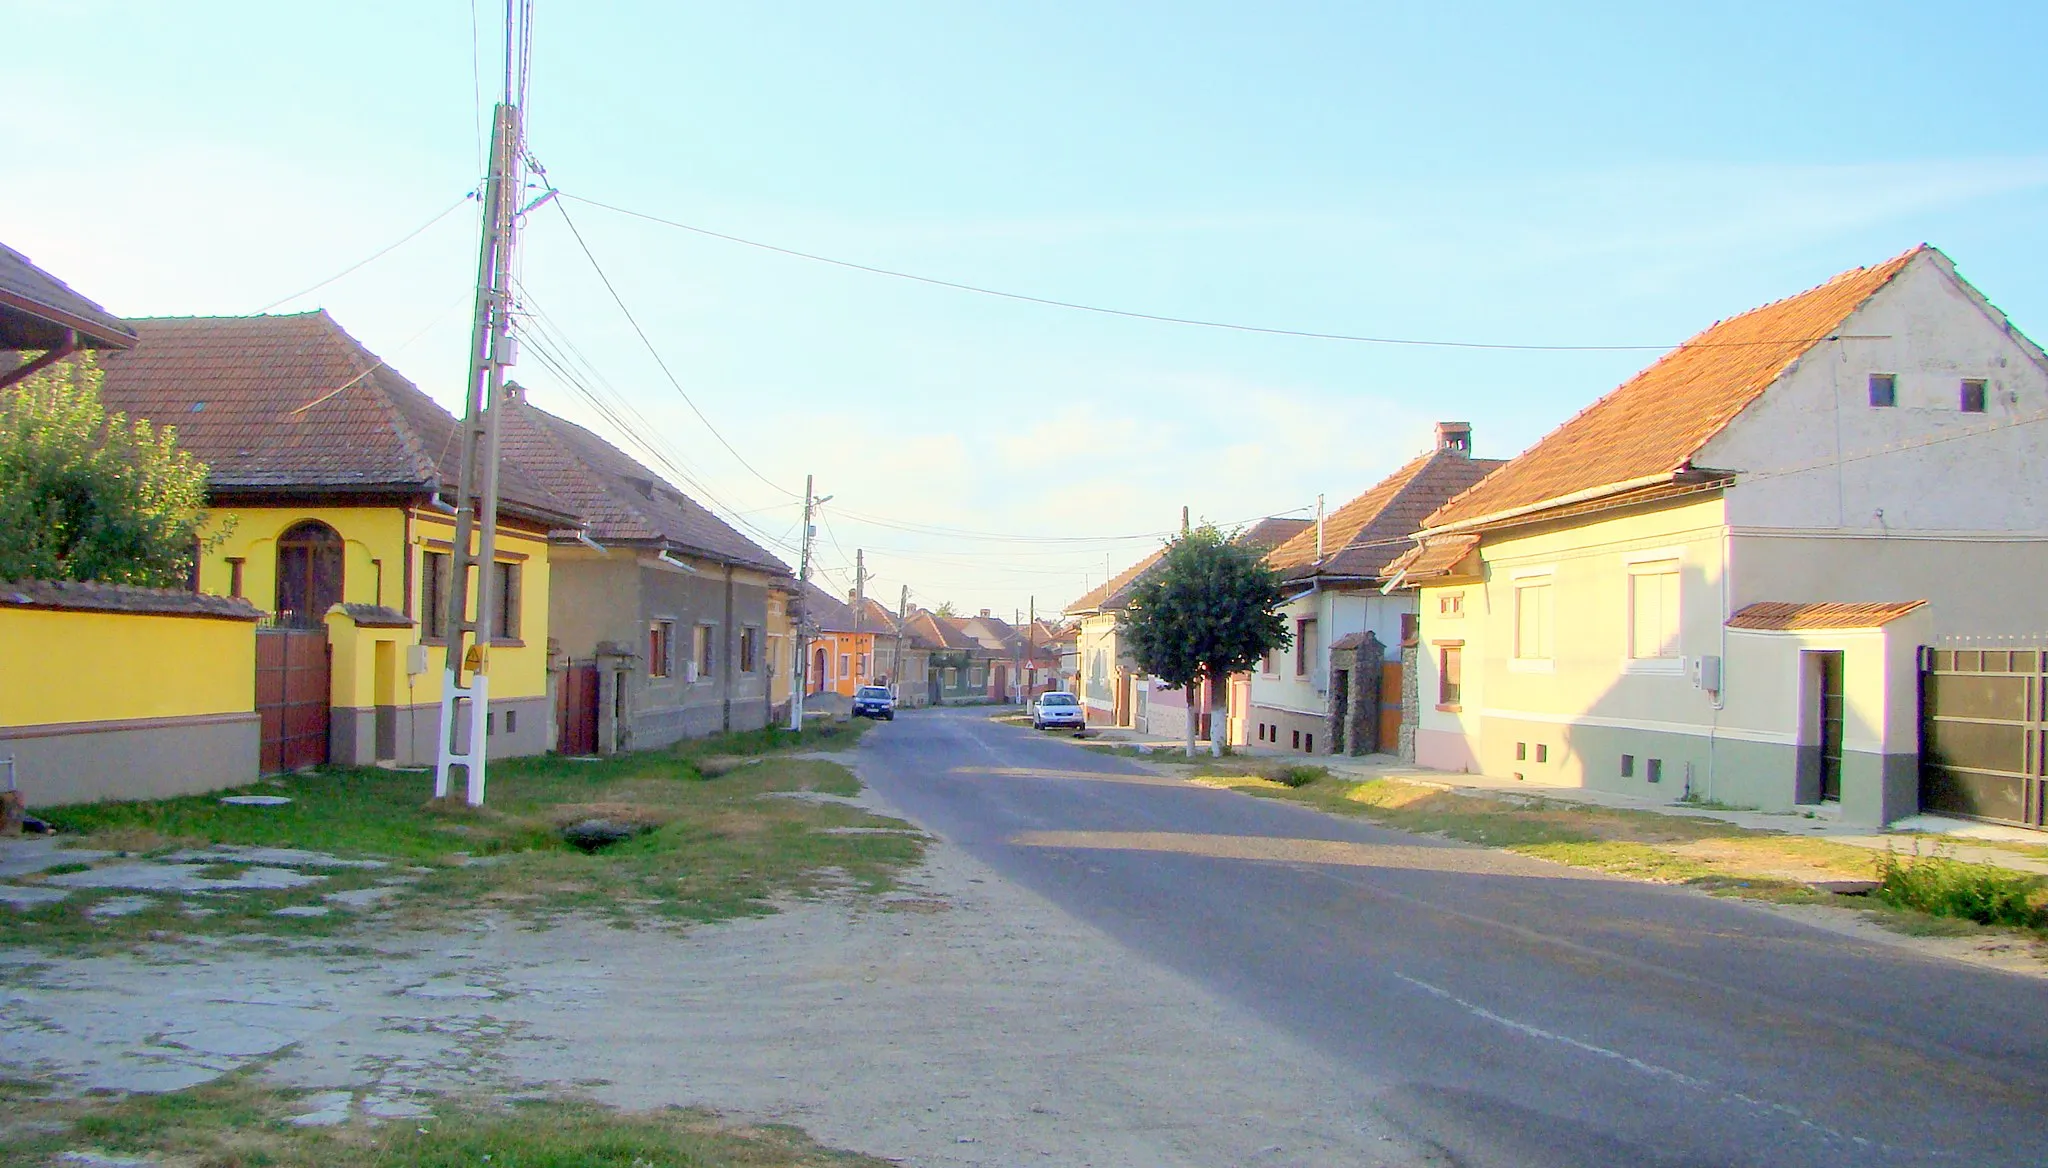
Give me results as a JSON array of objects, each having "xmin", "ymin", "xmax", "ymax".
[
  {"xmin": 1436, "ymin": 421, "xmax": 1472, "ymax": 457},
  {"xmin": 848, "ymin": 590, "xmax": 858, "ymax": 605},
  {"xmin": 503, "ymin": 380, "xmax": 526, "ymax": 403},
  {"xmin": 979, "ymin": 608, "xmax": 991, "ymax": 618}
]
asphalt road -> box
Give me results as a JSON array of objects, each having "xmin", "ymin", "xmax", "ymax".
[{"xmin": 855, "ymin": 706, "xmax": 2048, "ymax": 1168}]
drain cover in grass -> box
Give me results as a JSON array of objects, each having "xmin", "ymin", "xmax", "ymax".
[{"xmin": 220, "ymin": 795, "xmax": 293, "ymax": 806}]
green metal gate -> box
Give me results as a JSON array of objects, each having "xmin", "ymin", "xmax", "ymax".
[{"xmin": 1919, "ymin": 646, "xmax": 2048, "ymax": 829}]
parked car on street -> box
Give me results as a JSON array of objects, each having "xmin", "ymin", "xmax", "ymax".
[
  {"xmin": 1031, "ymin": 690, "xmax": 1085, "ymax": 731},
  {"xmin": 852, "ymin": 685, "xmax": 896, "ymax": 720}
]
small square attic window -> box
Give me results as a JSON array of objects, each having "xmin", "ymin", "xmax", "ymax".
[
  {"xmin": 1868, "ymin": 374, "xmax": 1896, "ymax": 408},
  {"xmin": 1961, "ymin": 379, "xmax": 1988, "ymax": 414}
]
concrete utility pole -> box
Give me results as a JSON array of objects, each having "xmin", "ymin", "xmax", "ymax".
[
  {"xmin": 853, "ymin": 548, "xmax": 867, "ymax": 681},
  {"xmin": 1315, "ymin": 493, "xmax": 1327, "ymax": 565},
  {"xmin": 1182, "ymin": 505, "xmax": 1190, "ymax": 535},
  {"xmin": 894, "ymin": 585, "xmax": 909, "ymax": 703},
  {"xmin": 790, "ymin": 474, "xmax": 822, "ymax": 732},
  {"xmin": 435, "ymin": 0, "xmax": 534, "ymax": 808}
]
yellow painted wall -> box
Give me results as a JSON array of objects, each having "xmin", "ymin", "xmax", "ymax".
[
  {"xmin": 1, "ymin": 608, "xmax": 254, "ymax": 728},
  {"xmin": 766, "ymin": 589, "xmax": 792, "ymax": 708},
  {"xmin": 406, "ymin": 510, "xmax": 553, "ymax": 704},
  {"xmin": 199, "ymin": 506, "xmax": 408, "ymax": 612},
  {"xmin": 196, "ymin": 504, "xmax": 552, "ymax": 706}
]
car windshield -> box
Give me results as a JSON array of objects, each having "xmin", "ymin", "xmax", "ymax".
[
  {"xmin": 1038, "ymin": 694, "xmax": 1077, "ymax": 706},
  {"xmin": 856, "ymin": 687, "xmax": 891, "ymax": 699}
]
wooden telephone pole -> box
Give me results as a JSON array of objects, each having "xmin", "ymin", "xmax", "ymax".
[{"xmin": 435, "ymin": 0, "xmax": 535, "ymax": 807}]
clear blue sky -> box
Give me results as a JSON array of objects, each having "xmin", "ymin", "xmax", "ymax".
[{"xmin": 6, "ymin": 1, "xmax": 2045, "ymax": 617}]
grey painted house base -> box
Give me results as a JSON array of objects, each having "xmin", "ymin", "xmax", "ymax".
[
  {"xmin": 330, "ymin": 697, "xmax": 551, "ymax": 768},
  {"xmin": 1485, "ymin": 716, "xmax": 1917, "ymax": 827},
  {"xmin": 3, "ymin": 713, "xmax": 260, "ymax": 807}
]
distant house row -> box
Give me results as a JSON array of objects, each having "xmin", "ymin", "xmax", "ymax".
[
  {"xmin": 1070, "ymin": 246, "xmax": 2048, "ymax": 830},
  {"xmin": 0, "ymin": 242, "xmax": 1046, "ymax": 804}
]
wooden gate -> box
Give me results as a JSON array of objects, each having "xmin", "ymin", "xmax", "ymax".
[
  {"xmin": 1378, "ymin": 660, "xmax": 1404, "ymax": 752},
  {"xmin": 557, "ymin": 662, "xmax": 600, "ymax": 756},
  {"xmin": 1920, "ymin": 646, "xmax": 2048, "ymax": 828},
  {"xmin": 256, "ymin": 626, "xmax": 329, "ymax": 773}
]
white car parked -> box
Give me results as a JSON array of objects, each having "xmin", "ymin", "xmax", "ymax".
[{"xmin": 1031, "ymin": 691, "xmax": 1085, "ymax": 731}]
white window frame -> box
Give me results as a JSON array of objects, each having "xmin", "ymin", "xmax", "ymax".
[
  {"xmin": 1623, "ymin": 550, "xmax": 1685, "ymax": 673},
  {"xmin": 1509, "ymin": 567, "xmax": 1555, "ymax": 673}
]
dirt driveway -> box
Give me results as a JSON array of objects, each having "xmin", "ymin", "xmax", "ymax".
[{"xmin": 0, "ymin": 767, "xmax": 1419, "ymax": 1168}]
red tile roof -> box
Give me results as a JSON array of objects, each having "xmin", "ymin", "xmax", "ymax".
[
  {"xmin": 1267, "ymin": 450, "xmax": 1504, "ymax": 581},
  {"xmin": 1065, "ymin": 546, "xmax": 1168, "ymax": 615},
  {"xmin": 93, "ymin": 313, "xmax": 576, "ymax": 525},
  {"xmin": 1380, "ymin": 533, "xmax": 1482, "ymax": 585},
  {"xmin": 908, "ymin": 609, "xmax": 981, "ymax": 650},
  {"xmin": 797, "ymin": 581, "xmax": 861, "ymax": 634},
  {"xmin": 1425, "ymin": 247, "xmax": 1926, "ymax": 531},
  {"xmin": 1233, "ymin": 516, "xmax": 1313, "ymax": 551},
  {"xmin": 498, "ymin": 391, "xmax": 789, "ymax": 574},
  {"xmin": 1726, "ymin": 600, "xmax": 1927, "ymax": 631}
]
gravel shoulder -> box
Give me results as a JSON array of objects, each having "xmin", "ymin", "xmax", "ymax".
[{"xmin": 0, "ymin": 751, "xmax": 1426, "ymax": 1168}]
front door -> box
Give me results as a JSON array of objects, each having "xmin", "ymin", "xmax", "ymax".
[
  {"xmin": 1817, "ymin": 651, "xmax": 1845, "ymax": 802},
  {"xmin": 256, "ymin": 626, "xmax": 330, "ymax": 773}
]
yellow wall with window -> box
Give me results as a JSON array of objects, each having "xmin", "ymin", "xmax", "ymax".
[{"xmin": 195, "ymin": 504, "xmax": 552, "ymax": 706}]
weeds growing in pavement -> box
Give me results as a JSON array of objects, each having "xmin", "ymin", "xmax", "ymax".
[{"xmin": 1874, "ymin": 842, "xmax": 2048, "ymax": 929}]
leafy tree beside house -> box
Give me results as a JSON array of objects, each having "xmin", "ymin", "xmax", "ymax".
[
  {"xmin": 0, "ymin": 353, "xmax": 214, "ymax": 587},
  {"xmin": 1122, "ymin": 524, "xmax": 1290, "ymax": 758}
]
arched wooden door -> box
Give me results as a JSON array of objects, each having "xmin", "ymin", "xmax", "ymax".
[
  {"xmin": 813, "ymin": 646, "xmax": 829, "ymax": 694},
  {"xmin": 274, "ymin": 520, "xmax": 343, "ymax": 628}
]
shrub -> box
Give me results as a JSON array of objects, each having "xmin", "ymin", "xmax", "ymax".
[
  {"xmin": 1274, "ymin": 764, "xmax": 1326, "ymax": 788},
  {"xmin": 1874, "ymin": 844, "xmax": 2047, "ymax": 929}
]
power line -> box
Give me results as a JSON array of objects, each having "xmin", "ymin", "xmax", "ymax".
[
  {"xmin": 548, "ymin": 194, "xmax": 802, "ymax": 498},
  {"xmin": 253, "ymin": 195, "xmax": 474, "ymax": 313},
  {"xmin": 559, "ymin": 191, "xmax": 1842, "ymax": 354}
]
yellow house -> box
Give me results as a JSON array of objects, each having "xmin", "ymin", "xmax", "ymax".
[
  {"xmin": 1391, "ymin": 246, "xmax": 2048, "ymax": 827},
  {"xmin": 96, "ymin": 313, "xmax": 581, "ymax": 770}
]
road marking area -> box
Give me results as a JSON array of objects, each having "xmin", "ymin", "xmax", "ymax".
[
  {"xmin": 952, "ymin": 766, "xmax": 1189, "ymax": 788},
  {"xmin": 1007, "ymin": 829, "xmax": 1609, "ymax": 880}
]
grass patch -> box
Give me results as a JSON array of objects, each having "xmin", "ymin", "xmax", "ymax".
[
  {"xmin": 0, "ymin": 1075, "xmax": 892, "ymax": 1167},
  {"xmin": 3, "ymin": 722, "xmax": 920, "ymax": 953},
  {"xmin": 1183, "ymin": 770, "xmax": 2048, "ymax": 944},
  {"xmin": 1875, "ymin": 844, "xmax": 2048, "ymax": 928}
]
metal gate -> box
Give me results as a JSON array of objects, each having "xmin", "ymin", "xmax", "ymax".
[
  {"xmin": 256, "ymin": 626, "xmax": 330, "ymax": 773},
  {"xmin": 1920, "ymin": 646, "xmax": 2048, "ymax": 828},
  {"xmin": 557, "ymin": 662, "xmax": 600, "ymax": 756}
]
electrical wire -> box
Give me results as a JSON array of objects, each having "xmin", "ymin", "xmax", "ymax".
[
  {"xmin": 253, "ymin": 195, "xmax": 474, "ymax": 313},
  {"xmin": 548, "ymin": 195, "xmax": 803, "ymax": 498},
  {"xmin": 559, "ymin": 191, "xmax": 1846, "ymax": 354}
]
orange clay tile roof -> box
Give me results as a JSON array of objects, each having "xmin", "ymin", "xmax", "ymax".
[
  {"xmin": 797, "ymin": 581, "xmax": 861, "ymax": 634},
  {"xmin": 92, "ymin": 313, "xmax": 577, "ymax": 526},
  {"xmin": 908, "ymin": 609, "xmax": 982, "ymax": 650},
  {"xmin": 1234, "ymin": 516, "xmax": 1313, "ymax": 551},
  {"xmin": 1726, "ymin": 600, "xmax": 1927, "ymax": 631},
  {"xmin": 1380, "ymin": 533, "xmax": 1482, "ymax": 584},
  {"xmin": 1267, "ymin": 450, "xmax": 1504, "ymax": 581},
  {"xmin": 1066, "ymin": 546, "xmax": 1168, "ymax": 615},
  {"xmin": 498, "ymin": 391, "xmax": 789, "ymax": 574},
  {"xmin": 1425, "ymin": 247, "xmax": 1926, "ymax": 531}
]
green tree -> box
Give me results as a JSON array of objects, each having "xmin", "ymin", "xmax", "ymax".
[
  {"xmin": 934, "ymin": 600, "xmax": 960, "ymax": 618},
  {"xmin": 0, "ymin": 353, "xmax": 214, "ymax": 587},
  {"xmin": 1121, "ymin": 524, "xmax": 1290, "ymax": 757}
]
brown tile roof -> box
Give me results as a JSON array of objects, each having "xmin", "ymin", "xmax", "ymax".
[
  {"xmin": 0, "ymin": 579, "xmax": 260, "ymax": 621},
  {"xmin": 1381, "ymin": 533, "xmax": 1482, "ymax": 585},
  {"xmin": 336, "ymin": 603, "xmax": 415, "ymax": 628},
  {"xmin": 1267, "ymin": 450, "xmax": 1505, "ymax": 581},
  {"xmin": 92, "ymin": 313, "xmax": 577, "ymax": 526},
  {"xmin": 797, "ymin": 581, "xmax": 860, "ymax": 633},
  {"xmin": 0, "ymin": 242, "xmax": 136, "ymax": 350},
  {"xmin": 498, "ymin": 392, "xmax": 789, "ymax": 574},
  {"xmin": 1066, "ymin": 547, "xmax": 1167, "ymax": 615},
  {"xmin": 853, "ymin": 597, "xmax": 903, "ymax": 633},
  {"xmin": 1426, "ymin": 247, "xmax": 1926, "ymax": 531},
  {"xmin": 1233, "ymin": 517, "xmax": 1313, "ymax": 551},
  {"xmin": 1726, "ymin": 600, "xmax": 1927, "ymax": 631},
  {"xmin": 908, "ymin": 609, "xmax": 980, "ymax": 650}
]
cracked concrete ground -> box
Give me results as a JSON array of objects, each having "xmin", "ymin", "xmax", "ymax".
[{"xmin": 0, "ymin": 782, "xmax": 1417, "ymax": 1167}]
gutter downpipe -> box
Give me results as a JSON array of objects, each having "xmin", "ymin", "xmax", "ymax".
[
  {"xmin": 657, "ymin": 551, "xmax": 700, "ymax": 574},
  {"xmin": 574, "ymin": 530, "xmax": 606, "ymax": 554}
]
